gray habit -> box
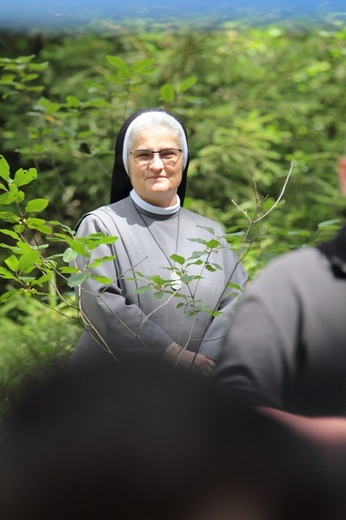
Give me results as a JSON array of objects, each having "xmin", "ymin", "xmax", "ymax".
[
  {"xmin": 215, "ymin": 239, "xmax": 346, "ymax": 416},
  {"xmin": 71, "ymin": 196, "xmax": 247, "ymax": 368}
]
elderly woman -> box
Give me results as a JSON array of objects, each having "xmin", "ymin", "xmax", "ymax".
[{"xmin": 71, "ymin": 108, "xmax": 247, "ymax": 374}]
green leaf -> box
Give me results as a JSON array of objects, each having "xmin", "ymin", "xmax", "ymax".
[
  {"xmin": 91, "ymin": 275, "xmax": 112, "ymax": 284},
  {"xmin": 81, "ymin": 98, "xmax": 109, "ymax": 109},
  {"xmin": 67, "ymin": 272, "xmax": 88, "ymax": 287},
  {"xmin": 178, "ymin": 76, "xmax": 197, "ymax": 93},
  {"xmin": 37, "ymin": 97, "xmax": 61, "ymax": 113},
  {"xmin": 49, "ymin": 221, "xmax": 73, "ymax": 230},
  {"xmin": 60, "ymin": 266, "xmax": 80, "ymax": 274},
  {"xmin": 0, "ymin": 266, "xmax": 17, "ymax": 279},
  {"xmin": 82, "ymin": 233, "xmax": 118, "ymax": 250},
  {"xmin": 0, "ymin": 211, "xmax": 19, "ymax": 223},
  {"xmin": 31, "ymin": 274, "xmax": 53, "ymax": 286},
  {"xmin": 0, "ymin": 242, "xmax": 18, "ymax": 251},
  {"xmin": 9, "ymin": 183, "xmax": 25, "ymax": 203},
  {"xmin": 106, "ymin": 55, "xmax": 129, "ymax": 76},
  {"xmin": 153, "ymin": 291, "xmax": 165, "ymax": 300},
  {"xmin": 0, "ymin": 74, "xmax": 15, "ymax": 84},
  {"xmin": 0, "ymin": 228, "xmax": 20, "ymax": 239},
  {"xmin": 14, "ymin": 224, "xmax": 25, "ymax": 233},
  {"xmin": 134, "ymin": 285, "xmax": 153, "ymax": 294},
  {"xmin": 26, "ymin": 218, "xmax": 52, "ymax": 234},
  {"xmin": 56, "ymin": 235, "xmax": 89, "ymax": 256},
  {"xmin": 5, "ymin": 255, "xmax": 19, "ymax": 272},
  {"xmin": 19, "ymin": 250, "xmax": 41, "ymax": 273},
  {"xmin": 66, "ymin": 95, "xmax": 80, "ymax": 107},
  {"xmin": 33, "ymin": 243, "xmax": 49, "ymax": 251},
  {"xmin": 29, "ymin": 61, "xmax": 49, "ymax": 70},
  {"xmin": 181, "ymin": 275, "xmax": 198, "ymax": 284},
  {"xmin": 0, "ymin": 192, "xmax": 14, "ymax": 205},
  {"xmin": 22, "ymin": 73, "xmax": 39, "ymax": 82},
  {"xmin": 160, "ymin": 83, "xmax": 175, "ymax": 103},
  {"xmin": 0, "ymin": 290, "xmax": 17, "ymax": 302},
  {"xmin": 149, "ymin": 275, "xmax": 166, "ymax": 286},
  {"xmin": 189, "ymin": 251, "xmax": 204, "ymax": 259},
  {"xmin": 318, "ymin": 219, "xmax": 340, "ymax": 228},
  {"xmin": 170, "ymin": 254, "xmax": 185, "ymax": 265},
  {"xmin": 197, "ymin": 225, "xmax": 215, "ymax": 234},
  {"xmin": 225, "ymin": 231, "xmax": 245, "ymax": 238},
  {"xmin": 16, "ymin": 241, "xmax": 34, "ymax": 253},
  {"xmin": 14, "ymin": 167, "xmax": 37, "ymax": 187},
  {"xmin": 207, "ymin": 310, "xmax": 223, "ymax": 317},
  {"xmin": 0, "ymin": 155, "xmax": 10, "ymax": 181},
  {"xmin": 188, "ymin": 238, "xmax": 207, "ymax": 245},
  {"xmin": 205, "ymin": 239, "xmax": 221, "ymax": 249},
  {"xmin": 227, "ymin": 282, "xmax": 242, "ymax": 291},
  {"xmin": 62, "ymin": 247, "xmax": 78, "ymax": 263},
  {"xmin": 186, "ymin": 260, "xmax": 204, "ymax": 269},
  {"xmin": 25, "ymin": 198, "xmax": 49, "ymax": 213},
  {"xmin": 131, "ymin": 58, "xmax": 154, "ymax": 73},
  {"xmin": 89, "ymin": 255, "xmax": 115, "ymax": 268},
  {"xmin": 97, "ymin": 235, "xmax": 118, "ymax": 244}
]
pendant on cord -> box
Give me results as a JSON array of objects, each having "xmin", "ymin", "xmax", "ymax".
[{"xmin": 170, "ymin": 271, "xmax": 182, "ymax": 291}]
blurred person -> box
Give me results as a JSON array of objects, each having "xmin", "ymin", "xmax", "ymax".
[
  {"xmin": 70, "ymin": 108, "xmax": 246, "ymax": 374},
  {"xmin": 216, "ymin": 157, "xmax": 346, "ymax": 452},
  {"xmin": 0, "ymin": 363, "xmax": 343, "ymax": 520}
]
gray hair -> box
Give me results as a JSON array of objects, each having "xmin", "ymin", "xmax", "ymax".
[{"xmin": 122, "ymin": 111, "xmax": 188, "ymax": 174}]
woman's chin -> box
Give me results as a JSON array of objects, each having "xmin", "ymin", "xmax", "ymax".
[{"xmin": 148, "ymin": 182, "xmax": 173, "ymax": 195}]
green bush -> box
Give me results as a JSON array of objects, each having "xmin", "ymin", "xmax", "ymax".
[{"xmin": 0, "ymin": 292, "xmax": 79, "ymax": 414}]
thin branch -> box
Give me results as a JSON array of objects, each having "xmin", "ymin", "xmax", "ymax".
[
  {"xmin": 231, "ymin": 160, "xmax": 294, "ymax": 224},
  {"xmin": 253, "ymin": 160, "xmax": 294, "ymax": 223}
]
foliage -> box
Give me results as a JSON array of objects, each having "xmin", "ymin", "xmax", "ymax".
[
  {"xmin": 1, "ymin": 22, "xmax": 345, "ymax": 238},
  {"xmin": 0, "ymin": 155, "xmax": 118, "ymax": 304},
  {"xmin": 0, "ymin": 292, "xmax": 79, "ymax": 415},
  {"xmin": 1, "ymin": 19, "xmax": 346, "ymax": 400},
  {"xmin": 0, "ymin": 154, "xmax": 119, "ymax": 409}
]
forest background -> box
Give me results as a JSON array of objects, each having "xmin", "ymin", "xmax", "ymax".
[{"xmin": 1, "ymin": 10, "xmax": 346, "ymax": 411}]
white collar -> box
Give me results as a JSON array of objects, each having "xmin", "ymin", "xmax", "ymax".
[{"xmin": 130, "ymin": 189, "xmax": 180, "ymax": 215}]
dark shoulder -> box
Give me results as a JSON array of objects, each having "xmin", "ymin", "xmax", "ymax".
[{"xmin": 249, "ymin": 247, "xmax": 324, "ymax": 292}]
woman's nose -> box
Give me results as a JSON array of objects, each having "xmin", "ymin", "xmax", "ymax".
[{"xmin": 149, "ymin": 153, "xmax": 164, "ymax": 168}]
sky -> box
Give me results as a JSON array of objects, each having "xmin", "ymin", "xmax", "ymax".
[{"xmin": 1, "ymin": 0, "xmax": 345, "ymax": 31}]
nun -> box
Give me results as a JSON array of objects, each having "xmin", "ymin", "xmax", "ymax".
[{"xmin": 70, "ymin": 108, "xmax": 247, "ymax": 374}]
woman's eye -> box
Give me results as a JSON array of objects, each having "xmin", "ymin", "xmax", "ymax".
[
  {"xmin": 138, "ymin": 152, "xmax": 152, "ymax": 159},
  {"xmin": 160, "ymin": 151, "xmax": 174, "ymax": 159}
]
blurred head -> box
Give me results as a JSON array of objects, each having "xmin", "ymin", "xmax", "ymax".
[
  {"xmin": 338, "ymin": 156, "xmax": 346, "ymax": 196},
  {"xmin": 0, "ymin": 363, "xmax": 343, "ymax": 520}
]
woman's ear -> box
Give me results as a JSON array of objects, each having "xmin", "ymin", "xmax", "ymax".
[{"xmin": 338, "ymin": 157, "xmax": 346, "ymax": 196}]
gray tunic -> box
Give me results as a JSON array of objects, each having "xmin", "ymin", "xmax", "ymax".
[
  {"xmin": 71, "ymin": 196, "xmax": 247, "ymax": 368},
  {"xmin": 216, "ymin": 237, "xmax": 346, "ymax": 416}
]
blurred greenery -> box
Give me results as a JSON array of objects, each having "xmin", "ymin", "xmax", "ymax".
[
  {"xmin": 0, "ymin": 292, "xmax": 80, "ymax": 415},
  {"xmin": 1, "ymin": 16, "xmax": 346, "ymax": 409}
]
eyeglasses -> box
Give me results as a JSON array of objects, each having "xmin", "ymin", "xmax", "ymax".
[{"xmin": 129, "ymin": 148, "xmax": 183, "ymax": 166}]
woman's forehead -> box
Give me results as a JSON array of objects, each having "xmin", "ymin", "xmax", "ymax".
[{"xmin": 131, "ymin": 126, "xmax": 180, "ymax": 148}]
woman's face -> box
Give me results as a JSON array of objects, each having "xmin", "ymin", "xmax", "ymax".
[{"xmin": 128, "ymin": 126, "xmax": 183, "ymax": 207}]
